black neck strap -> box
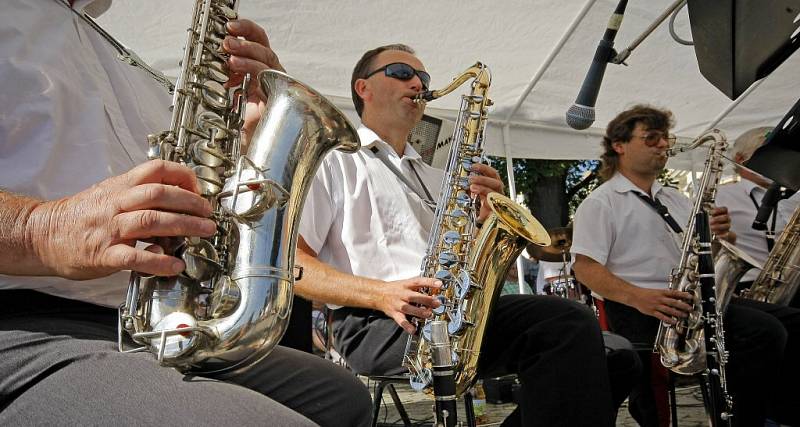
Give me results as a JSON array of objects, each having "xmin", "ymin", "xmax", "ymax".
[{"xmin": 634, "ymin": 191, "xmax": 684, "ymax": 234}]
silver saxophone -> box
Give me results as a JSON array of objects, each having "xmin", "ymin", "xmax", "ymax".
[
  {"xmin": 401, "ymin": 62, "xmax": 550, "ymax": 427},
  {"xmin": 653, "ymin": 129, "xmax": 733, "ymax": 424},
  {"xmin": 119, "ymin": 0, "xmax": 359, "ymax": 374},
  {"xmin": 741, "ymin": 204, "xmax": 800, "ymax": 305}
]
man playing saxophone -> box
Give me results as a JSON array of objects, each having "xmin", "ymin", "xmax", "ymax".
[
  {"xmin": 295, "ymin": 43, "xmax": 627, "ymax": 426},
  {"xmin": 713, "ymin": 127, "xmax": 800, "ymax": 425},
  {"xmin": 0, "ymin": 1, "xmax": 371, "ymax": 425},
  {"xmin": 715, "ymin": 127, "xmax": 800, "ymax": 305},
  {"xmin": 571, "ymin": 105, "xmax": 798, "ymax": 426}
]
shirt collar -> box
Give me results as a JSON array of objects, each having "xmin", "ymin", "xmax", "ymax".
[
  {"xmin": 609, "ymin": 172, "xmax": 665, "ymax": 197},
  {"xmin": 357, "ymin": 125, "xmax": 422, "ymax": 161}
]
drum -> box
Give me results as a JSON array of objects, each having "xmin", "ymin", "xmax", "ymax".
[{"xmin": 544, "ymin": 274, "xmax": 595, "ymax": 308}]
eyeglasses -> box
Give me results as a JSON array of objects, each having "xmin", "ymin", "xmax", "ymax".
[
  {"xmin": 365, "ymin": 62, "xmax": 431, "ymax": 90},
  {"xmin": 633, "ymin": 131, "xmax": 677, "ymax": 147}
]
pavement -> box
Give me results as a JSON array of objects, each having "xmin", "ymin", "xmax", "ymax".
[{"xmin": 365, "ymin": 377, "xmax": 710, "ymax": 426}]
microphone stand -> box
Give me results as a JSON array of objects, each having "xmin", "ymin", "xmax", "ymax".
[{"xmin": 611, "ymin": 0, "xmax": 689, "ymax": 64}]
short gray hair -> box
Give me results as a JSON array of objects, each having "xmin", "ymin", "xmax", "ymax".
[{"xmin": 733, "ymin": 126, "xmax": 773, "ymax": 162}]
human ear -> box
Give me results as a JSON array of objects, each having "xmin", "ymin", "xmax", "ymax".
[
  {"xmin": 354, "ymin": 79, "xmax": 371, "ymax": 103},
  {"xmin": 612, "ymin": 141, "xmax": 625, "ymax": 155}
]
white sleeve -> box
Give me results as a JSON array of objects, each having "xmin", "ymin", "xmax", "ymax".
[
  {"xmin": 571, "ymin": 196, "xmax": 615, "ymax": 265},
  {"xmin": 298, "ymin": 157, "xmax": 338, "ymax": 255},
  {"xmin": 777, "ymin": 189, "xmax": 800, "ymax": 229}
]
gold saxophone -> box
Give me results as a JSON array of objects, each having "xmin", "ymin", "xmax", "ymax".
[
  {"xmin": 741, "ymin": 205, "xmax": 800, "ymax": 305},
  {"xmin": 119, "ymin": 0, "xmax": 359, "ymax": 374},
  {"xmin": 401, "ymin": 62, "xmax": 550, "ymax": 400}
]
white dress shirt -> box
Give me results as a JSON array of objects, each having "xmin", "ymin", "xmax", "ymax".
[
  {"xmin": 0, "ymin": 0, "xmax": 170, "ymax": 306},
  {"xmin": 298, "ymin": 126, "xmax": 444, "ymax": 287},
  {"xmin": 571, "ymin": 173, "xmax": 691, "ymax": 290},
  {"xmin": 715, "ymin": 179, "xmax": 800, "ymax": 281}
]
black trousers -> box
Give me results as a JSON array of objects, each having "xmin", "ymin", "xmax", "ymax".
[
  {"xmin": 0, "ymin": 290, "xmax": 372, "ymax": 427},
  {"xmin": 334, "ymin": 294, "xmax": 618, "ymax": 427},
  {"xmin": 605, "ymin": 297, "xmax": 799, "ymax": 427}
]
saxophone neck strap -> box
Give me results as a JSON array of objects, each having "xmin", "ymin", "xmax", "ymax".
[
  {"xmin": 633, "ymin": 191, "xmax": 684, "ymax": 234},
  {"xmin": 369, "ymin": 146, "xmax": 436, "ymax": 212}
]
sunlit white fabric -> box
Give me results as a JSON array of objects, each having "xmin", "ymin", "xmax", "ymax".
[{"xmin": 0, "ymin": 0, "xmax": 170, "ymax": 306}]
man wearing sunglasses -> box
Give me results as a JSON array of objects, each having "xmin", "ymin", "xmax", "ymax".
[
  {"xmin": 293, "ymin": 43, "xmax": 623, "ymax": 426},
  {"xmin": 572, "ymin": 105, "xmax": 799, "ymax": 426}
]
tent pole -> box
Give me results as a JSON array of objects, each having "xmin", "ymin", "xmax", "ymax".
[
  {"xmin": 497, "ymin": 0, "xmax": 597, "ymax": 294},
  {"xmin": 701, "ymin": 78, "xmax": 766, "ymax": 133},
  {"xmin": 502, "ymin": 0, "xmax": 597, "ymax": 125},
  {"xmin": 501, "ymin": 124, "xmax": 529, "ymax": 294}
]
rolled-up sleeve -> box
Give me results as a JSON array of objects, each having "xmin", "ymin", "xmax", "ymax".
[
  {"xmin": 571, "ymin": 196, "xmax": 615, "ymax": 265},
  {"xmin": 298, "ymin": 157, "xmax": 337, "ymax": 255}
]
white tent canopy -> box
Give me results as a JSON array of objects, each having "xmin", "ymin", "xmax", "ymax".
[{"xmin": 97, "ymin": 0, "xmax": 800, "ymax": 171}]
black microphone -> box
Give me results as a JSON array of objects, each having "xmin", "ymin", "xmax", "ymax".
[
  {"xmin": 753, "ymin": 182, "xmax": 783, "ymax": 230},
  {"xmin": 566, "ymin": 0, "xmax": 628, "ymax": 130}
]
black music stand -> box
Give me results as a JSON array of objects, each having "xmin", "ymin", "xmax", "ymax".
[
  {"xmin": 687, "ymin": 0, "xmax": 800, "ymax": 99},
  {"xmin": 744, "ymin": 96, "xmax": 800, "ymax": 191}
]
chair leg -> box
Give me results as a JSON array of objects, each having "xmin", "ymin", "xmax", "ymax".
[
  {"xmin": 371, "ymin": 380, "xmax": 412, "ymax": 427},
  {"xmin": 697, "ymin": 375, "xmax": 714, "ymax": 425},
  {"xmin": 387, "ymin": 384, "xmax": 413, "ymax": 427},
  {"xmin": 371, "ymin": 380, "xmax": 389, "ymax": 427},
  {"xmin": 668, "ymin": 373, "xmax": 678, "ymax": 427}
]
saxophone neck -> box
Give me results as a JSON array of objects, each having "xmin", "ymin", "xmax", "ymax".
[
  {"xmin": 414, "ymin": 62, "xmax": 491, "ymax": 103},
  {"xmin": 667, "ymin": 128, "xmax": 727, "ymax": 157}
]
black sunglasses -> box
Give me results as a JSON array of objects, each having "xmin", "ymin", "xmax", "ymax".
[{"xmin": 365, "ymin": 62, "xmax": 431, "ymax": 90}]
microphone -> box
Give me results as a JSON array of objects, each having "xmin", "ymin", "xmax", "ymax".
[
  {"xmin": 753, "ymin": 182, "xmax": 783, "ymax": 230},
  {"xmin": 566, "ymin": 0, "xmax": 629, "ymax": 130}
]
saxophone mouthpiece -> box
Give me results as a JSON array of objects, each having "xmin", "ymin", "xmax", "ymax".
[{"xmin": 414, "ymin": 90, "xmax": 436, "ymax": 103}]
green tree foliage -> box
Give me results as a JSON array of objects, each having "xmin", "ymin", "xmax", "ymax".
[{"xmin": 488, "ymin": 157, "xmax": 679, "ymax": 228}]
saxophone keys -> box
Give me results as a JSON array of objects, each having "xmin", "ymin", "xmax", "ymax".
[
  {"xmin": 447, "ymin": 309, "xmax": 472, "ymax": 336},
  {"xmin": 147, "ymin": 311, "xmax": 199, "ymax": 361},
  {"xmin": 437, "ymin": 251, "xmax": 458, "ymax": 268},
  {"xmin": 193, "ymin": 165, "xmax": 224, "ymax": 196},
  {"xmin": 421, "ymin": 322, "xmax": 433, "ymax": 342},
  {"xmin": 432, "ymin": 295, "xmax": 449, "ymax": 316},
  {"xmin": 434, "ymin": 269, "xmax": 453, "ymax": 282},
  {"xmin": 192, "ymin": 139, "xmax": 226, "ymax": 168},
  {"xmin": 442, "ymin": 230, "xmax": 461, "ymax": 246},
  {"xmin": 455, "ymin": 191, "xmax": 470, "ymax": 208},
  {"xmin": 208, "ymin": 275, "xmax": 241, "ymax": 318},
  {"xmin": 181, "ymin": 238, "xmax": 221, "ymax": 282},
  {"xmin": 448, "ymin": 209, "xmax": 468, "ymax": 228},
  {"xmin": 410, "ymin": 368, "xmax": 433, "ymax": 392},
  {"xmin": 455, "ymin": 270, "xmax": 473, "ymax": 300}
]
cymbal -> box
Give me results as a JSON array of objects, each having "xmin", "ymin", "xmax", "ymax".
[{"xmin": 527, "ymin": 227, "xmax": 573, "ymax": 262}]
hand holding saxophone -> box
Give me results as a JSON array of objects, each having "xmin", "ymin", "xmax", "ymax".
[
  {"xmin": 223, "ymin": 19, "xmax": 285, "ymax": 85},
  {"xmin": 628, "ymin": 287, "xmax": 694, "ymax": 324},
  {"xmin": 222, "ymin": 19, "xmax": 285, "ymax": 145},
  {"xmin": 377, "ymin": 278, "xmax": 443, "ymax": 334},
  {"xmin": 467, "ymin": 163, "xmax": 505, "ymax": 222},
  {"xmin": 708, "ymin": 206, "xmax": 736, "ymax": 243},
  {"xmin": 27, "ymin": 160, "xmax": 215, "ymax": 280}
]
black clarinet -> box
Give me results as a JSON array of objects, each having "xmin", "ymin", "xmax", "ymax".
[
  {"xmin": 695, "ymin": 211, "xmax": 734, "ymax": 426},
  {"xmin": 429, "ymin": 321, "xmax": 458, "ymax": 427}
]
